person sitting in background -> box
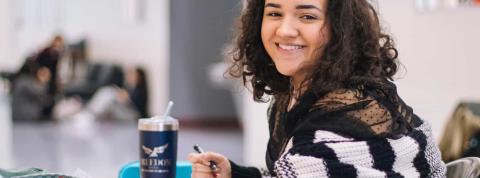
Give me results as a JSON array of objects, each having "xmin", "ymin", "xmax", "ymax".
[
  {"xmin": 55, "ymin": 66, "xmax": 149, "ymax": 121},
  {"xmin": 11, "ymin": 59, "xmax": 52, "ymax": 121},
  {"xmin": 122, "ymin": 67, "xmax": 149, "ymax": 118},
  {"xmin": 36, "ymin": 35, "xmax": 65, "ymax": 119},
  {"xmin": 188, "ymin": 0, "xmax": 446, "ymax": 177},
  {"xmin": 37, "ymin": 35, "xmax": 64, "ymax": 95},
  {"xmin": 86, "ymin": 66, "xmax": 149, "ymax": 120},
  {"xmin": 440, "ymin": 102, "xmax": 480, "ymax": 163}
]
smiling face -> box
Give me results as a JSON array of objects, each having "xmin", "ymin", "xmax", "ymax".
[{"xmin": 261, "ymin": 0, "xmax": 330, "ymax": 83}]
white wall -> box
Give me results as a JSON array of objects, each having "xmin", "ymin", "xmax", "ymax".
[
  {"xmin": 6, "ymin": 0, "xmax": 170, "ymax": 116},
  {"xmin": 0, "ymin": 0, "xmax": 11, "ymax": 69},
  {"xmin": 378, "ymin": 0, "xmax": 480, "ymax": 140},
  {"xmin": 0, "ymin": 0, "xmax": 13, "ymax": 168},
  {"xmin": 241, "ymin": 92, "xmax": 269, "ymax": 167},
  {"xmin": 242, "ymin": 0, "xmax": 480, "ymax": 166}
]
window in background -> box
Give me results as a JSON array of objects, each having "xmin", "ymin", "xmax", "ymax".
[
  {"xmin": 416, "ymin": 0, "xmax": 480, "ymax": 11},
  {"xmin": 13, "ymin": 0, "xmax": 64, "ymax": 29}
]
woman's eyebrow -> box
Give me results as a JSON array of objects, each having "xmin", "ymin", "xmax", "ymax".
[
  {"xmin": 296, "ymin": 4, "xmax": 323, "ymax": 13},
  {"xmin": 264, "ymin": 3, "xmax": 323, "ymax": 13},
  {"xmin": 265, "ymin": 3, "xmax": 281, "ymax": 8}
]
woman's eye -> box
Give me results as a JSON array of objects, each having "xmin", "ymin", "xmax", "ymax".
[
  {"xmin": 266, "ymin": 12, "xmax": 281, "ymax": 17},
  {"xmin": 300, "ymin": 15, "xmax": 317, "ymax": 20}
]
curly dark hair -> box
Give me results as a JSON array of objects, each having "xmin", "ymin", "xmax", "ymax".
[{"xmin": 228, "ymin": 0, "xmax": 399, "ymax": 102}]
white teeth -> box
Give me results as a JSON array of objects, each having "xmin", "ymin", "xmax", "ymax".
[{"xmin": 278, "ymin": 44, "xmax": 304, "ymax": 50}]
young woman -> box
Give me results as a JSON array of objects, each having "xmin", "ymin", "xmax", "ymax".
[{"xmin": 189, "ymin": 0, "xmax": 446, "ymax": 177}]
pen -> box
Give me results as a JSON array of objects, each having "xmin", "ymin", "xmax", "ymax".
[{"xmin": 193, "ymin": 144, "xmax": 219, "ymax": 172}]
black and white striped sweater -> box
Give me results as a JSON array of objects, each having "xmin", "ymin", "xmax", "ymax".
[
  {"xmin": 271, "ymin": 121, "xmax": 446, "ymax": 177},
  {"xmin": 231, "ymin": 121, "xmax": 446, "ymax": 178},
  {"xmin": 230, "ymin": 85, "xmax": 446, "ymax": 178}
]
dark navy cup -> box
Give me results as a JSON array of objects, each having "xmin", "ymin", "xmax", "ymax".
[{"xmin": 138, "ymin": 117, "xmax": 178, "ymax": 178}]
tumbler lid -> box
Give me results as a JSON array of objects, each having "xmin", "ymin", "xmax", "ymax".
[{"xmin": 138, "ymin": 116, "xmax": 179, "ymax": 131}]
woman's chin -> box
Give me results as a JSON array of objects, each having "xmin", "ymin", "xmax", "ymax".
[{"xmin": 274, "ymin": 63, "xmax": 302, "ymax": 78}]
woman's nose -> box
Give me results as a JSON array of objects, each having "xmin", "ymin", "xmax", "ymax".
[{"xmin": 276, "ymin": 18, "xmax": 299, "ymax": 38}]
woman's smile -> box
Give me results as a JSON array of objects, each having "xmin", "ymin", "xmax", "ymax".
[
  {"xmin": 276, "ymin": 43, "xmax": 306, "ymax": 51},
  {"xmin": 275, "ymin": 42, "xmax": 306, "ymax": 58}
]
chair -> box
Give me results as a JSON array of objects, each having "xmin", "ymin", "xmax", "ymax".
[{"xmin": 446, "ymin": 157, "xmax": 480, "ymax": 178}]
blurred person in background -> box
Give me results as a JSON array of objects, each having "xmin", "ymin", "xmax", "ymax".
[
  {"xmin": 11, "ymin": 59, "xmax": 52, "ymax": 121},
  {"xmin": 36, "ymin": 35, "xmax": 65, "ymax": 119},
  {"xmin": 188, "ymin": 0, "xmax": 446, "ymax": 177},
  {"xmin": 122, "ymin": 67, "xmax": 149, "ymax": 118},
  {"xmin": 55, "ymin": 66, "xmax": 149, "ymax": 121},
  {"xmin": 440, "ymin": 102, "xmax": 480, "ymax": 163}
]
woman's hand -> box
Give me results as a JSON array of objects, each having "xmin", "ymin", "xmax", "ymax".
[{"xmin": 188, "ymin": 152, "xmax": 231, "ymax": 178}]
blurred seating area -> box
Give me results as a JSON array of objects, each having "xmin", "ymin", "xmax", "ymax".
[
  {"xmin": 1, "ymin": 35, "xmax": 149, "ymax": 122},
  {"xmin": 63, "ymin": 62, "xmax": 124, "ymax": 101}
]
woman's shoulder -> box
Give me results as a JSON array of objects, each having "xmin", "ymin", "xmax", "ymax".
[
  {"xmin": 309, "ymin": 80, "xmax": 399, "ymax": 112},
  {"xmin": 311, "ymin": 89, "xmax": 392, "ymax": 128},
  {"xmin": 309, "ymin": 89, "xmax": 371, "ymax": 111},
  {"xmin": 299, "ymin": 85, "xmax": 413, "ymax": 137}
]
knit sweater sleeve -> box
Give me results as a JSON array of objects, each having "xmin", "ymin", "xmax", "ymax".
[
  {"xmin": 229, "ymin": 160, "xmax": 276, "ymax": 178},
  {"xmin": 271, "ymin": 122, "xmax": 446, "ymax": 178}
]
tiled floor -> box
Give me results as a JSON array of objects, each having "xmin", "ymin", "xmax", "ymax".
[{"xmin": 7, "ymin": 105, "xmax": 243, "ymax": 178}]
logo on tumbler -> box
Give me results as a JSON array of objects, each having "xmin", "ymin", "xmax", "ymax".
[{"xmin": 142, "ymin": 144, "xmax": 168, "ymax": 157}]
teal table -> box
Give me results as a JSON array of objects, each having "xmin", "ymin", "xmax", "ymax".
[{"xmin": 119, "ymin": 161, "xmax": 192, "ymax": 178}]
